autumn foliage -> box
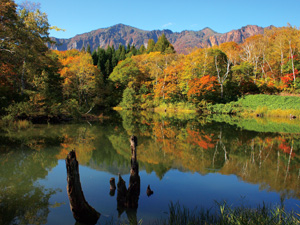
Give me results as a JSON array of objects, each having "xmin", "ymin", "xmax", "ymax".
[
  {"xmin": 1, "ymin": 0, "xmax": 300, "ymax": 119},
  {"xmin": 187, "ymin": 75, "xmax": 219, "ymax": 103}
]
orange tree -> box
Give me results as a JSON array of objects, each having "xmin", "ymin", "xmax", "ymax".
[{"xmin": 187, "ymin": 75, "xmax": 220, "ymax": 104}]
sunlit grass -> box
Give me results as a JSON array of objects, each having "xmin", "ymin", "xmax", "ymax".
[{"xmin": 210, "ymin": 94, "xmax": 300, "ymax": 119}]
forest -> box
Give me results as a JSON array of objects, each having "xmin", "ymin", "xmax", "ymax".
[{"xmin": 1, "ymin": 0, "xmax": 300, "ymax": 124}]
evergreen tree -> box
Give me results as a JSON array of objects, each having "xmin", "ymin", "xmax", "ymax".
[
  {"xmin": 86, "ymin": 44, "xmax": 91, "ymax": 54},
  {"xmin": 120, "ymin": 45, "xmax": 126, "ymax": 61},
  {"xmin": 92, "ymin": 50, "xmax": 98, "ymax": 66},
  {"xmin": 147, "ymin": 39, "xmax": 155, "ymax": 53},
  {"xmin": 106, "ymin": 45, "xmax": 112, "ymax": 61},
  {"xmin": 111, "ymin": 54, "xmax": 118, "ymax": 68},
  {"xmin": 154, "ymin": 33, "xmax": 175, "ymax": 54},
  {"xmin": 115, "ymin": 44, "xmax": 122, "ymax": 61},
  {"xmin": 138, "ymin": 45, "xmax": 146, "ymax": 54},
  {"xmin": 105, "ymin": 59, "xmax": 112, "ymax": 79},
  {"xmin": 130, "ymin": 45, "xmax": 137, "ymax": 56},
  {"xmin": 126, "ymin": 43, "xmax": 131, "ymax": 53},
  {"xmin": 111, "ymin": 45, "xmax": 115, "ymax": 54},
  {"xmin": 97, "ymin": 48, "xmax": 106, "ymax": 74}
]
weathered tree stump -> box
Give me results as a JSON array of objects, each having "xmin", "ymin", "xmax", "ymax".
[
  {"xmin": 109, "ymin": 177, "xmax": 116, "ymax": 196},
  {"xmin": 66, "ymin": 150, "xmax": 100, "ymax": 225},
  {"xmin": 146, "ymin": 184, "xmax": 154, "ymax": 197},
  {"xmin": 117, "ymin": 174, "xmax": 127, "ymax": 207}
]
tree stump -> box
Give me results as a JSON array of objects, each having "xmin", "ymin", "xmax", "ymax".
[
  {"xmin": 66, "ymin": 150, "xmax": 100, "ymax": 224},
  {"xmin": 109, "ymin": 177, "xmax": 116, "ymax": 196}
]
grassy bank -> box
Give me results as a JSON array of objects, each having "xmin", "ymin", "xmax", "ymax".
[
  {"xmin": 108, "ymin": 202, "xmax": 300, "ymax": 225},
  {"xmin": 208, "ymin": 95, "xmax": 300, "ymax": 118},
  {"xmin": 156, "ymin": 202, "xmax": 300, "ymax": 225}
]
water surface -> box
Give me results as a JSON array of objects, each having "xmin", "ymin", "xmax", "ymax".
[{"xmin": 1, "ymin": 112, "xmax": 300, "ymax": 224}]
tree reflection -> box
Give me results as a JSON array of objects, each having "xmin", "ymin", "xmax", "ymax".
[
  {"xmin": 0, "ymin": 136, "xmax": 61, "ymax": 225},
  {"xmin": 117, "ymin": 111, "xmax": 300, "ymax": 199},
  {"xmin": 115, "ymin": 135, "xmax": 141, "ymax": 225}
]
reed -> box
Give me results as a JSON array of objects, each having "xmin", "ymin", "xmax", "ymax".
[
  {"xmin": 13, "ymin": 120, "xmax": 32, "ymax": 130},
  {"xmin": 158, "ymin": 202, "xmax": 300, "ymax": 225}
]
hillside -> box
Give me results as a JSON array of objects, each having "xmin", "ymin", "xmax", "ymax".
[{"xmin": 49, "ymin": 24, "xmax": 270, "ymax": 54}]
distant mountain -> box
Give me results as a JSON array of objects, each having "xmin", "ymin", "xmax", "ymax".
[{"xmin": 49, "ymin": 24, "xmax": 272, "ymax": 54}]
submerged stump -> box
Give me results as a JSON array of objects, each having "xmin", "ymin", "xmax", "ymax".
[{"xmin": 66, "ymin": 150, "xmax": 100, "ymax": 224}]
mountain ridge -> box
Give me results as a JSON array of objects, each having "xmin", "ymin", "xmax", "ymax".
[{"xmin": 49, "ymin": 24, "xmax": 271, "ymax": 54}]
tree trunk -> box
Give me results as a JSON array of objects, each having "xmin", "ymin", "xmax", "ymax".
[
  {"xmin": 21, "ymin": 60, "xmax": 26, "ymax": 95},
  {"xmin": 66, "ymin": 150, "xmax": 100, "ymax": 224}
]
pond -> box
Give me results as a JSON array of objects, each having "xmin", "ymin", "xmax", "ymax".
[{"xmin": 1, "ymin": 111, "xmax": 300, "ymax": 224}]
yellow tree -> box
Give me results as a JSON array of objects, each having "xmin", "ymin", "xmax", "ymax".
[
  {"xmin": 219, "ymin": 42, "xmax": 240, "ymax": 66},
  {"xmin": 240, "ymin": 35, "xmax": 264, "ymax": 83},
  {"xmin": 56, "ymin": 50, "xmax": 99, "ymax": 111}
]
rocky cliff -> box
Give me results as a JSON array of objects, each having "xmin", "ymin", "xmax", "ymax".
[{"xmin": 49, "ymin": 24, "xmax": 271, "ymax": 54}]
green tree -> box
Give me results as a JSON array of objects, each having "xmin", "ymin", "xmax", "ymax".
[
  {"xmin": 126, "ymin": 43, "xmax": 131, "ymax": 53},
  {"xmin": 0, "ymin": 0, "xmax": 21, "ymax": 109},
  {"xmin": 154, "ymin": 34, "xmax": 175, "ymax": 54},
  {"xmin": 43, "ymin": 52, "xmax": 64, "ymax": 109},
  {"xmin": 92, "ymin": 49, "xmax": 98, "ymax": 65},
  {"xmin": 86, "ymin": 44, "xmax": 91, "ymax": 54},
  {"xmin": 138, "ymin": 44, "xmax": 146, "ymax": 54},
  {"xmin": 130, "ymin": 45, "xmax": 137, "ymax": 56},
  {"xmin": 119, "ymin": 45, "xmax": 126, "ymax": 61},
  {"xmin": 121, "ymin": 87, "xmax": 136, "ymax": 109},
  {"xmin": 147, "ymin": 39, "xmax": 155, "ymax": 53},
  {"xmin": 17, "ymin": 3, "xmax": 53, "ymax": 95}
]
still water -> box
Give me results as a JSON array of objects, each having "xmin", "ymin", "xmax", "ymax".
[{"xmin": 1, "ymin": 111, "xmax": 300, "ymax": 224}]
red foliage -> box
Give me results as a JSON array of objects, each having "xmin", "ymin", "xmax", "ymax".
[
  {"xmin": 280, "ymin": 69, "xmax": 298, "ymax": 88},
  {"xmin": 187, "ymin": 75, "xmax": 219, "ymax": 102}
]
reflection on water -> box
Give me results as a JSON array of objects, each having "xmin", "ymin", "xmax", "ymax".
[
  {"xmin": 1, "ymin": 111, "xmax": 300, "ymax": 224},
  {"xmin": 115, "ymin": 135, "xmax": 141, "ymax": 225},
  {"xmin": 0, "ymin": 134, "xmax": 61, "ymax": 225}
]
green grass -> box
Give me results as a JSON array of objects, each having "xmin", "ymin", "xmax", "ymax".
[
  {"xmin": 237, "ymin": 95, "xmax": 300, "ymax": 110},
  {"xmin": 104, "ymin": 202, "xmax": 300, "ymax": 225},
  {"xmin": 209, "ymin": 95, "xmax": 300, "ymax": 118},
  {"xmin": 156, "ymin": 202, "xmax": 300, "ymax": 225}
]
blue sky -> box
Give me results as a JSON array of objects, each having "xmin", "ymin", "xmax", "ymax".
[{"xmin": 15, "ymin": 0, "xmax": 300, "ymax": 39}]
